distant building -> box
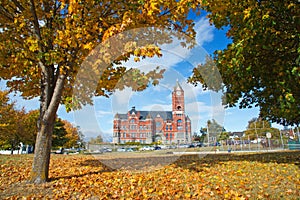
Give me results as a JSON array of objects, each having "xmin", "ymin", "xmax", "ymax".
[
  {"xmin": 112, "ymin": 82, "xmax": 192, "ymax": 144},
  {"xmin": 229, "ymin": 132, "xmax": 245, "ymax": 139}
]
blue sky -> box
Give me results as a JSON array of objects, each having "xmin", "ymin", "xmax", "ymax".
[{"xmin": 0, "ymin": 14, "xmax": 283, "ymax": 142}]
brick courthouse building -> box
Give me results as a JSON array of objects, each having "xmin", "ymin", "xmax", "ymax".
[{"xmin": 113, "ymin": 82, "xmax": 192, "ymax": 144}]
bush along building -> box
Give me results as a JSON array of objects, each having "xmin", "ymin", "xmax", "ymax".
[{"xmin": 113, "ymin": 82, "xmax": 192, "ymax": 144}]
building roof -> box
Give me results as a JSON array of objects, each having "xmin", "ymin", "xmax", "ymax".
[
  {"xmin": 141, "ymin": 111, "xmax": 173, "ymax": 120},
  {"xmin": 116, "ymin": 109, "xmax": 173, "ymax": 121},
  {"xmin": 174, "ymin": 80, "xmax": 183, "ymax": 91},
  {"xmin": 229, "ymin": 132, "xmax": 245, "ymax": 138}
]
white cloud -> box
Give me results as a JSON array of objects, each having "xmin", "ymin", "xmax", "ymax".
[
  {"xmin": 96, "ymin": 110, "xmax": 113, "ymax": 117},
  {"xmin": 180, "ymin": 82, "xmax": 207, "ymax": 100},
  {"xmin": 111, "ymin": 87, "xmax": 134, "ymax": 113},
  {"xmin": 140, "ymin": 103, "xmax": 171, "ymax": 111},
  {"xmin": 120, "ymin": 16, "xmax": 214, "ymax": 74},
  {"xmin": 186, "ymin": 101, "xmax": 210, "ymax": 114},
  {"xmin": 195, "ymin": 17, "xmax": 214, "ymax": 46}
]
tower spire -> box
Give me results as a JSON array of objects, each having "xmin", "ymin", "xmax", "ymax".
[{"xmin": 174, "ymin": 80, "xmax": 183, "ymax": 91}]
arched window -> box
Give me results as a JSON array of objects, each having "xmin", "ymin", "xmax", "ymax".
[{"xmin": 177, "ymin": 119, "xmax": 183, "ymax": 130}]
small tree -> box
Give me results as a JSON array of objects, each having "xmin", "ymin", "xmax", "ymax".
[
  {"xmin": 52, "ymin": 118, "xmax": 68, "ymax": 148},
  {"xmin": 23, "ymin": 110, "xmax": 39, "ymax": 147},
  {"xmin": 245, "ymin": 118, "xmax": 280, "ymax": 140},
  {"xmin": 63, "ymin": 120, "xmax": 82, "ymax": 149},
  {"xmin": 0, "ymin": 91, "xmax": 27, "ymax": 154},
  {"xmin": 89, "ymin": 135, "xmax": 104, "ymax": 144}
]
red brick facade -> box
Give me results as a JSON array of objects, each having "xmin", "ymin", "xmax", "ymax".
[{"xmin": 113, "ymin": 82, "xmax": 192, "ymax": 144}]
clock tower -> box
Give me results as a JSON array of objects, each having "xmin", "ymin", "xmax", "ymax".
[
  {"xmin": 172, "ymin": 81, "xmax": 185, "ymax": 113},
  {"xmin": 172, "ymin": 81, "xmax": 188, "ymax": 142}
]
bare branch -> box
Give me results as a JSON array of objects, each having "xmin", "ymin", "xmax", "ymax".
[
  {"xmin": 29, "ymin": 0, "xmax": 42, "ymax": 41},
  {"xmin": 0, "ymin": 5, "xmax": 14, "ymax": 22},
  {"xmin": 12, "ymin": 0, "xmax": 25, "ymax": 12}
]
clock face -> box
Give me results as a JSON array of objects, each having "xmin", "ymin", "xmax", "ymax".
[{"xmin": 176, "ymin": 90, "xmax": 181, "ymax": 95}]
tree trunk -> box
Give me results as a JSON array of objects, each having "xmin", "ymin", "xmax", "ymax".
[
  {"xmin": 10, "ymin": 142, "xmax": 14, "ymax": 155},
  {"xmin": 30, "ymin": 119, "xmax": 54, "ymax": 184},
  {"xmin": 29, "ymin": 67, "xmax": 66, "ymax": 183}
]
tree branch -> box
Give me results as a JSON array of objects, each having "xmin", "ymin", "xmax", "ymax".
[
  {"xmin": 43, "ymin": 72, "xmax": 66, "ymax": 122},
  {"xmin": 12, "ymin": 0, "xmax": 25, "ymax": 12},
  {"xmin": 0, "ymin": 5, "xmax": 14, "ymax": 22},
  {"xmin": 29, "ymin": 0, "xmax": 42, "ymax": 42}
]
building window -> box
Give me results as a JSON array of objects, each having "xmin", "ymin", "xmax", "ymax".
[
  {"xmin": 130, "ymin": 119, "xmax": 135, "ymax": 123},
  {"xmin": 177, "ymin": 119, "xmax": 183, "ymax": 130},
  {"xmin": 130, "ymin": 125, "xmax": 137, "ymax": 130},
  {"xmin": 166, "ymin": 125, "xmax": 173, "ymax": 131},
  {"xmin": 156, "ymin": 121, "xmax": 161, "ymax": 127}
]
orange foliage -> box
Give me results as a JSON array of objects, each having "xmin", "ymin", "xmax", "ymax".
[{"xmin": 0, "ymin": 151, "xmax": 299, "ymax": 199}]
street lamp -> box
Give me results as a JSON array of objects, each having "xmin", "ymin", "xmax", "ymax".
[
  {"xmin": 266, "ymin": 132, "xmax": 272, "ymax": 150},
  {"xmin": 254, "ymin": 118, "xmax": 260, "ymax": 151}
]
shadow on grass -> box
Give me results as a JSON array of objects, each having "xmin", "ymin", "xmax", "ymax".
[
  {"xmin": 48, "ymin": 159, "xmax": 115, "ymax": 182},
  {"xmin": 79, "ymin": 155, "xmax": 181, "ymax": 171},
  {"xmin": 173, "ymin": 150, "xmax": 300, "ymax": 171},
  {"xmin": 49, "ymin": 150, "xmax": 299, "ymax": 182},
  {"xmin": 83, "ymin": 151, "xmax": 300, "ymax": 170}
]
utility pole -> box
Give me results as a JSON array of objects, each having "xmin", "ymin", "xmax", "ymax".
[
  {"xmin": 280, "ymin": 130, "xmax": 284, "ymax": 149},
  {"xmin": 254, "ymin": 118, "xmax": 260, "ymax": 151}
]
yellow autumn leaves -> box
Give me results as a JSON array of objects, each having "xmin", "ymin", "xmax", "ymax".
[{"xmin": 1, "ymin": 151, "xmax": 299, "ymax": 199}]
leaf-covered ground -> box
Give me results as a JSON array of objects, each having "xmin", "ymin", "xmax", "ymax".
[{"xmin": 0, "ymin": 151, "xmax": 299, "ymax": 199}]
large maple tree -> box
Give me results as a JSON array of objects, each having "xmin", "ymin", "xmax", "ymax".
[
  {"xmin": 0, "ymin": 0, "xmax": 201, "ymax": 183},
  {"xmin": 190, "ymin": 0, "xmax": 299, "ymax": 126}
]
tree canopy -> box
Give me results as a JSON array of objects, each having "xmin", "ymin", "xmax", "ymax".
[
  {"xmin": 0, "ymin": 91, "xmax": 26, "ymax": 153},
  {"xmin": 190, "ymin": 0, "xmax": 299, "ymax": 126},
  {"xmin": 0, "ymin": 92, "xmax": 83, "ymax": 152},
  {"xmin": 244, "ymin": 118, "xmax": 281, "ymax": 140},
  {"xmin": 0, "ymin": 0, "xmax": 201, "ymax": 183},
  {"xmin": 89, "ymin": 135, "xmax": 104, "ymax": 144}
]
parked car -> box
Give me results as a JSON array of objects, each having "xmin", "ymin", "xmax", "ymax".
[
  {"xmin": 117, "ymin": 148, "xmax": 126, "ymax": 152},
  {"xmin": 126, "ymin": 148, "xmax": 134, "ymax": 152},
  {"xmin": 179, "ymin": 144, "xmax": 189, "ymax": 148},
  {"xmin": 55, "ymin": 148, "xmax": 65, "ymax": 154},
  {"xmin": 101, "ymin": 147, "xmax": 112, "ymax": 152},
  {"xmin": 154, "ymin": 146, "xmax": 161, "ymax": 150},
  {"xmin": 141, "ymin": 146, "xmax": 154, "ymax": 151},
  {"xmin": 196, "ymin": 143, "xmax": 203, "ymax": 147}
]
